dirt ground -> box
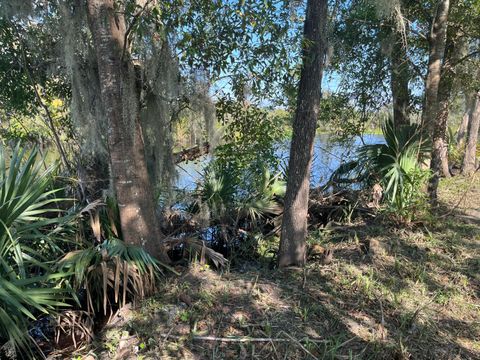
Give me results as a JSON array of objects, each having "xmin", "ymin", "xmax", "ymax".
[{"xmin": 66, "ymin": 175, "xmax": 480, "ymax": 360}]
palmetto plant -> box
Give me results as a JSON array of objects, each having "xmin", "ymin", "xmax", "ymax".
[
  {"xmin": 361, "ymin": 118, "xmax": 429, "ymax": 202},
  {"xmin": 197, "ymin": 165, "xmax": 236, "ymax": 222},
  {"xmin": 0, "ymin": 143, "xmax": 174, "ymax": 357},
  {"xmin": 237, "ymin": 168, "xmax": 286, "ymax": 221},
  {"xmin": 0, "ymin": 144, "xmax": 72, "ymax": 356},
  {"xmin": 198, "ymin": 165, "xmax": 285, "ymax": 223},
  {"xmin": 56, "ymin": 238, "xmax": 163, "ymax": 316},
  {"xmin": 191, "ymin": 164, "xmax": 285, "ymax": 259},
  {"xmin": 331, "ymin": 117, "xmax": 430, "ymax": 208}
]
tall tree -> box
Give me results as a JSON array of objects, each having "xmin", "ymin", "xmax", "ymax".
[
  {"xmin": 278, "ymin": 0, "xmax": 327, "ymax": 267},
  {"xmin": 391, "ymin": 38, "xmax": 410, "ymax": 128},
  {"xmin": 86, "ymin": 0, "xmax": 168, "ymax": 261},
  {"xmin": 462, "ymin": 91, "xmax": 480, "ymax": 174},
  {"xmin": 430, "ymin": 29, "xmax": 465, "ymax": 178},
  {"xmin": 390, "ymin": 15, "xmax": 410, "ymax": 129},
  {"xmin": 423, "ymin": 0, "xmax": 450, "ymax": 205}
]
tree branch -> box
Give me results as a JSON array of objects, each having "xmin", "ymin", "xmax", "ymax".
[
  {"xmin": 451, "ymin": 50, "xmax": 480, "ymax": 67},
  {"xmin": 121, "ymin": 0, "xmax": 156, "ymax": 61},
  {"xmin": 18, "ymin": 32, "xmax": 72, "ymax": 172}
]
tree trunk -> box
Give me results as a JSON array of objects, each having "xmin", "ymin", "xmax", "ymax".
[
  {"xmin": 462, "ymin": 92, "xmax": 480, "ymax": 175},
  {"xmin": 278, "ymin": 0, "xmax": 327, "ymax": 268},
  {"xmin": 423, "ymin": 0, "xmax": 450, "ymax": 205},
  {"xmin": 430, "ymin": 31, "xmax": 458, "ymax": 179},
  {"xmin": 422, "ymin": 0, "xmax": 450, "ymax": 131},
  {"xmin": 431, "ymin": 73, "xmax": 452, "ymax": 178},
  {"xmin": 457, "ymin": 93, "xmax": 475, "ymax": 145},
  {"xmin": 86, "ymin": 0, "xmax": 169, "ymax": 262},
  {"xmin": 390, "ymin": 26, "xmax": 410, "ymax": 129}
]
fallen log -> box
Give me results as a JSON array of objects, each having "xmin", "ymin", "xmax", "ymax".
[
  {"xmin": 173, "ymin": 142, "xmax": 210, "ymax": 164},
  {"xmin": 309, "ymin": 204, "xmax": 374, "ymax": 215}
]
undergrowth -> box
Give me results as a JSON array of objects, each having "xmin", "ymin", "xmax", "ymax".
[{"xmin": 80, "ymin": 176, "xmax": 480, "ymax": 360}]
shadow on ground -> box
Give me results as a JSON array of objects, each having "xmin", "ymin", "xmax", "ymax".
[
  {"xmin": 93, "ymin": 177, "xmax": 480, "ymax": 360},
  {"xmin": 97, "ymin": 213, "xmax": 479, "ymax": 359}
]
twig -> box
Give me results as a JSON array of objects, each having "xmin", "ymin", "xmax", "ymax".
[
  {"xmin": 334, "ymin": 336, "xmax": 356, "ymax": 350},
  {"xmin": 19, "ymin": 36, "xmax": 72, "ymax": 172},
  {"xmin": 160, "ymin": 325, "xmax": 176, "ymax": 346},
  {"xmin": 269, "ymin": 338, "xmax": 281, "ymax": 360},
  {"xmin": 451, "ymin": 50, "xmax": 480, "ymax": 67},
  {"xmin": 160, "ymin": 334, "xmax": 290, "ymax": 343},
  {"xmin": 376, "ymin": 293, "xmax": 386, "ymax": 340},
  {"xmin": 122, "ymin": 0, "xmax": 155, "ymax": 61},
  {"xmin": 277, "ymin": 331, "xmax": 319, "ymax": 360},
  {"xmin": 261, "ymin": 224, "xmax": 281, "ymax": 239},
  {"xmin": 302, "ymin": 267, "xmax": 308, "ymax": 290},
  {"xmin": 159, "ymin": 333, "xmax": 330, "ymax": 344},
  {"xmin": 249, "ymin": 275, "xmax": 259, "ymax": 296}
]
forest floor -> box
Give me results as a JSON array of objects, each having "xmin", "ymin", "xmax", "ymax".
[{"xmin": 75, "ymin": 175, "xmax": 480, "ymax": 360}]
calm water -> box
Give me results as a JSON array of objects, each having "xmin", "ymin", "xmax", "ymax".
[{"xmin": 175, "ymin": 134, "xmax": 384, "ymax": 190}]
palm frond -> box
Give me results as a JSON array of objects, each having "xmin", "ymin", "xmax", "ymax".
[
  {"xmin": 330, "ymin": 117, "xmax": 430, "ymax": 205},
  {"xmin": 57, "ymin": 238, "xmax": 163, "ymax": 315},
  {"xmin": 0, "ymin": 143, "xmax": 73, "ymax": 357}
]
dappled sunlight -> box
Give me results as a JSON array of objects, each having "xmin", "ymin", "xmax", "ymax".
[
  {"xmin": 2, "ymin": 0, "xmax": 480, "ymax": 358},
  {"xmin": 81, "ymin": 175, "xmax": 480, "ymax": 359}
]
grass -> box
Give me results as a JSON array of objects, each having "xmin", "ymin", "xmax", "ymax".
[{"xmin": 74, "ymin": 175, "xmax": 480, "ymax": 359}]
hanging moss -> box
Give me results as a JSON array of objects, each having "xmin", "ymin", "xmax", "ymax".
[
  {"xmin": 4, "ymin": 0, "xmax": 217, "ymax": 202},
  {"xmin": 60, "ymin": 1, "xmax": 107, "ymax": 155},
  {"xmin": 137, "ymin": 33, "xmax": 217, "ymax": 196}
]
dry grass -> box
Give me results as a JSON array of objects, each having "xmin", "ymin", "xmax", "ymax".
[{"xmin": 82, "ymin": 176, "xmax": 480, "ymax": 360}]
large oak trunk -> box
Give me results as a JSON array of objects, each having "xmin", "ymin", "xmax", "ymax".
[
  {"xmin": 278, "ymin": 0, "xmax": 327, "ymax": 267},
  {"xmin": 86, "ymin": 0, "xmax": 168, "ymax": 261},
  {"xmin": 462, "ymin": 92, "xmax": 480, "ymax": 175},
  {"xmin": 423, "ymin": 0, "xmax": 450, "ymax": 205}
]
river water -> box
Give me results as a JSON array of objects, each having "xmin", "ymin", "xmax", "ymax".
[{"xmin": 175, "ymin": 134, "xmax": 384, "ymax": 190}]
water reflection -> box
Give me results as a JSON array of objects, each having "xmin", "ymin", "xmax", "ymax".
[{"xmin": 175, "ymin": 134, "xmax": 384, "ymax": 190}]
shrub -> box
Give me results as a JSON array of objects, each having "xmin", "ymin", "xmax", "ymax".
[
  {"xmin": 57, "ymin": 238, "xmax": 162, "ymax": 316},
  {"xmin": 0, "ymin": 143, "xmax": 72, "ymax": 356},
  {"xmin": 330, "ymin": 118, "xmax": 431, "ymax": 221}
]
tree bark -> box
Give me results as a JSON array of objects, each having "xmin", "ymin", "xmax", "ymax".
[
  {"xmin": 278, "ymin": 0, "xmax": 327, "ymax": 268},
  {"xmin": 423, "ymin": 0, "xmax": 450, "ymax": 205},
  {"xmin": 86, "ymin": 0, "xmax": 169, "ymax": 262},
  {"xmin": 430, "ymin": 30, "xmax": 459, "ymax": 179},
  {"xmin": 390, "ymin": 25, "xmax": 410, "ymax": 129},
  {"xmin": 431, "ymin": 73, "xmax": 452, "ymax": 178},
  {"xmin": 462, "ymin": 92, "xmax": 480, "ymax": 175},
  {"xmin": 457, "ymin": 93, "xmax": 475, "ymax": 145},
  {"xmin": 422, "ymin": 0, "xmax": 450, "ymax": 131}
]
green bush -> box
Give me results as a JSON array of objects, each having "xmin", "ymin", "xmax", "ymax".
[
  {"xmin": 0, "ymin": 143, "xmax": 170, "ymax": 356},
  {"xmin": 180, "ymin": 100, "xmax": 288, "ymax": 259},
  {"xmin": 195, "ymin": 98, "xmax": 286, "ymax": 224},
  {"xmin": 0, "ymin": 143, "xmax": 72, "ymax": 356},
  {"xmin": 198, "ymin": 165, "xmax": 285, "ymax": 224},
  {"xmin": 383, "ymin": 166, "xmax": 430, "ymax": 223},
  {"xmin": 331, "ymin": 118, "xmax": 431, "ymax": 221},
  {"xmin": 57, "ymin": 238, "xmax": 163, "ymax": 316},
  {"xmin": 214, "ymin": 98, "xmax": 284, "ymax": 186}
]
